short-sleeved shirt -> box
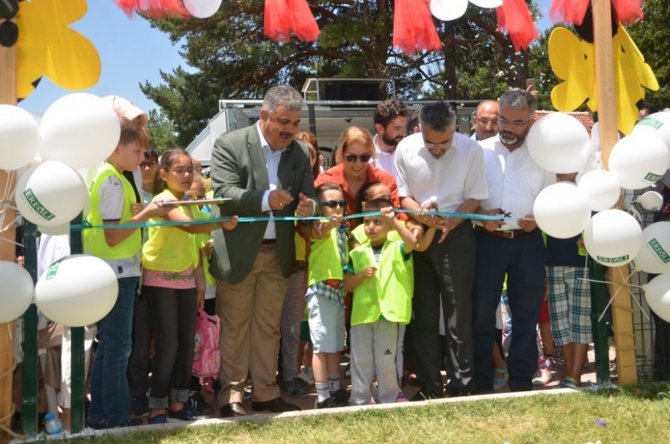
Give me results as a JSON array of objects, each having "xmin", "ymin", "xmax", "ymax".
[
  {"xmin": 479, "ymin": 135, "xmax": 555, "ymax": 230},
  {"xmin": 98, "ymin": 175, "xmax": 141, "ymax": 278},
  {"xmin": 394, "ymin": 132, "xmax": 489, "ymax": 212}
]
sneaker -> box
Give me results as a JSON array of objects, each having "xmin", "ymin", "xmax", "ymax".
[
  {"xmin": 188, "ymin": 392, "xmax": 213, "ymax": 416},
  {"xmin": 315, "ymin": 396, "xmax": 343, "ymax": 409},
  {"xmin": 131, "ymin": 393, "xmax": 150, "ymax": 417},
  {"xmin": 168, "ymin": 406, "xmax": 197, "ymax": 421},
  {"xmin": 297, "ymin": 368, "xmax": 315, "ymax": 386},
  {"xmin": 148, "ymin": 414, "xmax": 167, "ymax": 425},
  {"xmin": 330, "ymin": 389, "xmax": 350, "ymax": 405},
  {"xmin": 559, "ymin": 376, "xmax": 579, "ymax": 389},
  {"xmin": 532, "ymin": 356, "xmax": 554, "ymax": 386},
  {"xmin": 280, "ymin": 377, "xmax": 311, "ymax": 398},
  {"xmin": 493, "ymin": 366, "xmax": 508, "ymax": 390}
]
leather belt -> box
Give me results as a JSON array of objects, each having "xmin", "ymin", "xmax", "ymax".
[
  {"xmin": 474, "ymin": 225, "xmax": 533, "ymax": 239},
  {"xmin": 261, "ymin": 239, "xmax": 277, "ymax": 244}
]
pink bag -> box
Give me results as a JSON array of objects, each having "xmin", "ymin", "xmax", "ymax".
[{"xmin": 193, "ymin": 309, "xmax": 221, "ymax": 391}]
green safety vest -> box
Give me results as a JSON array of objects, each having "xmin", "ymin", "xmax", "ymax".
[{"xmin": 307, "ymin": 223, "xmax": 348, "ymax": 286}]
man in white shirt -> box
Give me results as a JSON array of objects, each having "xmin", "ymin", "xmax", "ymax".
[
  {"xmin": 395, "ymin": 101, "xmax": 489, "ymax": 398},
  {"xmin": 472, "ymin": 89, "xmax": 554, "ymax": 393},
  {"xmin": 470, "ymin": 100, "xmax": 499, "ymax": 142},
  {"xmin": 373, "ymin": 99, "xmax": 408, "ymax": 178}
]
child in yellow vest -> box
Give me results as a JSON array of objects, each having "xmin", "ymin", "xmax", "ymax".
[
  {"xmin": 142, "ymin": 148, "xmax": 237, "ymax": 424},
  {"xmin": 344, "ymin": 198, "xmax": 436, "ymax": 404},
  {"xmin": 307, "ymin": 182, "xmax": 350, "ymax": 408},
  {"xmin": 84, "ymin": 121, "xmax": 169, "ymax": 429}
]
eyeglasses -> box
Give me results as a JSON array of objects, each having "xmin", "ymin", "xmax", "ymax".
[
  {"xmin": 140, "ymin": 161, "xmax": 157, "ymax": 168},
  {"xmin": 498, "ymin": 116, "xmax": 531, "ymax": 128},
  {"xmin": 170, "ymin": 167, "xmax": 195, "ymax": 175},
  {"xmin": 344, "ymin": 153, "xmax": 372, "ymax": 163},
  {"xmin": 321, "ymin": 200, "xmax": 346, "ymax": 208}
]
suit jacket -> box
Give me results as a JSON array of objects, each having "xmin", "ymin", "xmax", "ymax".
[{"xmin": 209, "ymin": 124, "xmax": 317, "ymax": 284}]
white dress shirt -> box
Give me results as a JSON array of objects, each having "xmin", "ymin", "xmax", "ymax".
[
  {"xmin": 479, "ymin": 135, "xmax": 555, "ymax": 230},
  {"xmin": 373, "ymin": 134, "xmax": 398, "ymax": 179},
  {"xmin": 395, "ymin": 132, "xmax": 489, "ymax": 212},
  {"xmin": 258, "ymin": 123, "xmax": 285, "ymax": 240}
]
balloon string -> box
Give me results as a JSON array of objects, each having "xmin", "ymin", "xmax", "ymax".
[
  {"xmin": 579, "ymin": 272, "xmax": 650, "ymax": 323},
  {"xmin": 70, "ymin": 209, "xmax": 508, "ymax": 231}
]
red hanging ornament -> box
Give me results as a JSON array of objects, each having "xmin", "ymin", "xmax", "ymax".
[
  {"xmin": 393, "ymin": 0, "xmax": 441, "ymax": 54},
  {"xmin": 113, "ymin": 0, "xmax": 191, "ymax": 19},
  {"xmin": 611, "ymin": 0, "xmax": 644, "ymax": 25},
  {"xmin": 265, "ymin": 0, "xmax": 320, "ymax": 42},
  {"xmin": 496, "ymin": 0, "xmax": 539, "ymax": 51},
  {"xmin": 549, "ymin": 0, "xmax": 590, "ymax": 25}
]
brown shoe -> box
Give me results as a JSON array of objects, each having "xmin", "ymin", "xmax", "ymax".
[
  {"xmin": 220, "ymin": 402, "xmax": 247, "ymax": 418},
  {"xmin": 251, "ymin": 397, "xmax": 300, "ymax": 413}
]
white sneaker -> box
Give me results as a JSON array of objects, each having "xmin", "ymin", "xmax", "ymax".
[
  {"xmin": 297, "ymin": 368, "xmax": 315, "ymax": 385},
  {"xmin": 532, "ymin": 356, "xmax": 554, "ymax": 386}
]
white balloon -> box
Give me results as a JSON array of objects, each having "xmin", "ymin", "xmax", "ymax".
[
  {"xmin": 38, "ymin": 223, "xmax": 71, "ymax": 236},
  {"xmin": 0, "ymin": 261, "xmax": 34, "ymax": 323},
  {"xmin": 526, "ymin": 112, "xmax": 590, "ymax": 174},
  {"xmin": 183, "ymin": 0, "xmax": 222, "ymax": 18},
  {"xmin": 576, "ymin": 169, "xmax": 621, "ymax": 212},
  {"xmin": 533, "ymin": 182, "xmax": 591, "ymax": 239},
  {"xmin": 637, "ymin": 190, "xmax": 664, "ymax": 211},
  {"xmin": 470, "ymin": 0, "xmax": 502, "ymax": 8},
  {"xmin": 39, "ymin": 93, "xmax": 121, "ymax": 169},
  {"xmin": 643, "ymin": 273, "xmax": 670, "ymax": 323},
  {"xmin": 430, "ymin": 0, "xmax": 468, "ymax": 21},
  {"xmin": 583, "ymin": 209, "xmax": 642, "ymax": 266},
  {"xmin": 0, "ymin": 105, "xmax": 42, "ymax": 170},
  {"xmin": 609, "ymin": 133, "xmax": 670, "ymax": 190},
  {"xmin": 633, "ymin": 222, "xmax": 670, "ymax": 274},
  {"xmin": 35, "ymin": 254, "xmax": 118, "ymax": 327},
  {"xmin": 633, "ymin": 111, "xmax": 670, "ymax": 150},
  {"xmin": 15, "ymin": 160, "xmax": 88, "ymax": 227}
]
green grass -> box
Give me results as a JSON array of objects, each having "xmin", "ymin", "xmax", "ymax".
[{"xmin": 65, "ymin": 384, "xmax": 670, "ymax": 444}]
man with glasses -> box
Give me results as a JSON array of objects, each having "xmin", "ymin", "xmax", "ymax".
[
  {"xmin": 395, "ymin": 101, "xmax": 488, "ymax": 399},
  {"xmin": 209, "ymin": 85, "xmax": 317, "ymax": 417},
  {"xmin": 472, "ymin": 88, "xmax": 554, "ymax": 393},
  {"xmin": 470, "ymin": 100, "xmax": 499, "ymax": 142}
]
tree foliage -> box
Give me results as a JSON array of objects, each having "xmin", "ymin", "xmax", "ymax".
[
  {"xmin": 142, "ymin": 1, "xmax": 540, "ymax": 145},
  {"xmin": 147, "ymin": 109, "xmax": 177, "ymax": 151}
]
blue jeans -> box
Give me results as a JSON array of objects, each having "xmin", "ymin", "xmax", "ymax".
[{"xmin": 88, "ymin": 277, "xmax": 138, "ymax": 427}]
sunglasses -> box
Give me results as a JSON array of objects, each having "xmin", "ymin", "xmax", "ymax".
[
  {"xmin": 344, "ymin": 153, "xmax": 372, "ymax": 163},
  {"xmin": 321, "ymin": 200, "xmax": 346, "ymax": 208}
]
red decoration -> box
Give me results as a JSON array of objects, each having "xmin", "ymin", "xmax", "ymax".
[
  {"xmin": 113, "ymin": 0, "xmax": 191, "ymax": 19},
  {"xmin": 549, "ymin": 0, "xmax": 643, "ymax": 26},
  {"xmin": 393, "ymin": 0, "xmax": 441, "ymax": 54},
  {"xmin": 496, "ymin": 0, "xmax": 539, "ymax": 51},
  {"xmin": 264, "ymin": 0, "xmax": 320, "ymax": 43}
]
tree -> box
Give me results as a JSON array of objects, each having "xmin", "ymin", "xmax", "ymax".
[
  {"xmin": 147, "ymin": 109, "xmax": 177, "ymax": 151},
  {"xmin": 143, "ymin": 1, "xmax": 538, "ymax": 145},
  {"xmin": 627, "ymin": 0, "xmax": 670, "ymax": 107}
]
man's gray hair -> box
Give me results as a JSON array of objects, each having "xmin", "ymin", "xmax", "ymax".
[
  {"xmin": 262, "ymin": 86, "xmax": 303, "ymax": 113},
  {"xmin": 499, "ymin": 88, "xmax": 537, "ymax": 114}
]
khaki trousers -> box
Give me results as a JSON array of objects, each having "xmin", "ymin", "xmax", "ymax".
[{"xmin": 216, "ymin": 244, "xmax": 289, "ymax": 404}]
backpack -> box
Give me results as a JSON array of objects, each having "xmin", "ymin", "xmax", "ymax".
[{"xmin": 193, "ymin": 309, "xmax": 221, "ymax": 391}]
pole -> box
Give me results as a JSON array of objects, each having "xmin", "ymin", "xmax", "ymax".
[{"xmin": 592, "ymin": 0, "xmax": 637, "ymax": 385}]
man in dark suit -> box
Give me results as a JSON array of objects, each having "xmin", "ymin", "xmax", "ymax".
[{"xmin": 209, "ymin": 86, "xmax": 317, "ymax": 417}]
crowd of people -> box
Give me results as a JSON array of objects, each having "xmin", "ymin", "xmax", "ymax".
[{"xmin": 11, "ymin": 86, "xmax": 670, "ymax": 433}]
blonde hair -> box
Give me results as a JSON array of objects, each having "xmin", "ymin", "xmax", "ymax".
[{"xmin": 335, "ymin": 126, "xmax": 375, "ymax": 164}]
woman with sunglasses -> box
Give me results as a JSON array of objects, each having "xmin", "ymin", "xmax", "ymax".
[{"xmin": 314, "ymin": 126, "xmax": 402, "ymax": 228}]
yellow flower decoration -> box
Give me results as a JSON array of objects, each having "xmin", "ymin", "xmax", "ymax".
[
  {"xmin": 549, "ymin": 25, "xmax": 658, "ymax": 135},
  {"xmin": 16, "ymin": 0, "xmax": 100, "ymax": 99}
]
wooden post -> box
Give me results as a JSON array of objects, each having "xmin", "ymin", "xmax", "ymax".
[
  {"xmin": 0, "ymin": 32, "xmax": 18, "ymax": 443},
  {"xmin": 593, "ymin": 0, "xmax": 638, "ymax": 385}
]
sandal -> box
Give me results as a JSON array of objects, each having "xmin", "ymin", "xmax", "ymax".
[
  {"xmin": 493, "ymin": 366, "xmax": 508, "ymax": 390},
  {"xmin": 559, "ymin": 376, "xmax": 579, "ymax": 389}
]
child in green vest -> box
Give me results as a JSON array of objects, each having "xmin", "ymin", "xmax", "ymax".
[
  {"xmin": 344, "ymin": 198, "xmax": 436, "ymax": 405},
  {"xmin": 307, "ymin": 182, "xmax": 350, "ymax": 408}
]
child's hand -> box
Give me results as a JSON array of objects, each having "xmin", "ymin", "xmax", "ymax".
[
  {"xmin": 205, "ymin": 239, "xmax": 214, "ymax": 255},
  {"xmin": 218, "ymin": 215, "xmax": 238, "ymax": 231},
  {"xmin": 131, "ymin": 203, "xmax": 144, "ymax": 216},
  {"xmin": 380, "ymin": 206, "xmax": 394, "ymax": 222},
  {"xmin": 360, "ymin": 265, "xmax": 377, "ymax": 279},
  {"xmin": 145, "ymin": 201, "xmax": 171, "ymax": 218}
]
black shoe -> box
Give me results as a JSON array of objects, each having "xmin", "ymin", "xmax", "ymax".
[
  {"xmin": 131, "ymin": 394, "xmax": 150, "ymax": 417},
  {"xmin": 330, "ymin": 389, "xmax": 350, "ymax": 405},
  {"xmin": 410, "ymin": 390, "xmax": 443, "ymax": 402},
  {"xmin": 85, "ymin": 418, "xmax": 108, "ymax": 430},
  {"xmin": 315, "ymin": 396, "xmax": 346, "ymax": 409},
  {"xmin": 251, "ymin": 397, "xmax": 300, "ymax": 413},
  {"xmin": 445, "ymin": 386, "xmax": 472, "ymax": 398},
  {"xmin": 471, "ymin": 385, "xmax": 494, "ymax": 396},
  {"xmin": 188, "ymin": 392, "xmax": 213, "ymax": 416},
  {"xmin": 220, "ymin": 402, "xmax": 247, "ymax": 418},
  {"xmin": 280, "ymin": 377, "xmax": 311, "ymax": 398}
]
